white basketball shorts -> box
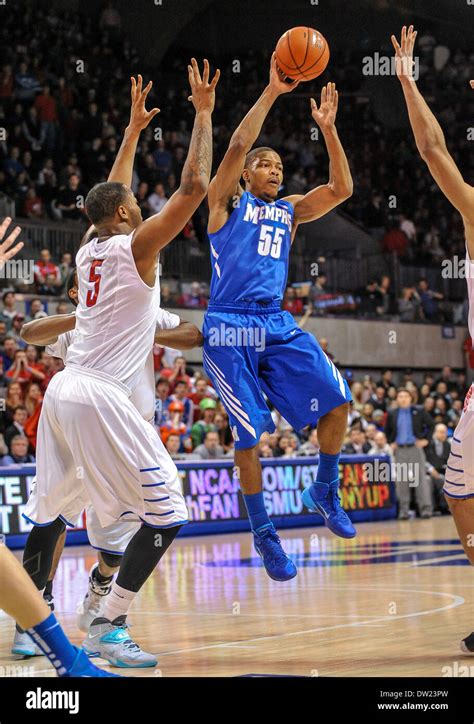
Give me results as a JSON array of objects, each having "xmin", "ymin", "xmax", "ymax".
[
  {"xmin": 23, "ymin": 365, "xmax": 189, "ymax": 529},
  {"xmin": 443, "ymin": 385, "xmax": 474, "ymax": 500}
]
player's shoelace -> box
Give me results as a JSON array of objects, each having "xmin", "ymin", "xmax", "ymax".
[
  {"xmin": 258, "ymin": 528, "xmax": 291, "ymax": 566},
  {"xmin": 108, "ymin": 624, "xmax": 142, "ymax": 653},
  {"xmin": 318, "ymin": 486, "xmax": 345, "ymax": 520}
]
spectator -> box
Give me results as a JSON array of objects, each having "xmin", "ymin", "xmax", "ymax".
[
  {"xmin": 6, "ymin": 349, "xmax": 45, "ymax": 389},
  {"xmin": 154, "ymin": 377, "xmax": 171, "ymax": 427},
  {"xmin": 148, "ymin": 182, "xmax": 168, "ymax": 215},
  {"xmin": 1, "ymin": 435, "xmax": 35, "ymax": 465},
  {"xmin": 9, "ymin": 314, "xmax": 27, "ymax": 349},
  {"xmin": 299, "ymin": 428, "xmax": 319, "ymax": 456},
  {"xmin": 368, "ymin": 430, "xmax": 393, "ymax": 457},
  {"xmin": 160, "ymin": 401, "xmax": 192, "ymax": 452},
  {"xmin": 381, "ymin": 222, "xmax": 408, "ymax": 257},
  {"xmin": 177, "ymin": 282, "xmax": 208, "ymax": 309},
  {"xmin": 282, "ymin": 287, "xmax": 303, "ymax": 315},
  {"xmin": 34, "ymin": 249, "xmax": 61, "ymax": 289},
  {"xmin": 191, "ymin": 398, "xmax": 217, "ymax": 448},
  {"xmin": 399, "ymin": 213, "xmax": 416, "ymax": 244},
  {"xmin": 2, "ymin": 337, "xmax": 17, "ymax": 372},
  {"xmin": 357, "ymin": 280, "xmax": 384, "ymax": 317},
  {"xmin": 4, "ymin": 405, "xmax": 28, "ymax": 451},
  {"xmin": 168, "ymin": 379, "xmax": 193, "ymax": 428},
  {"xmin": 193, "ymin": 430, "xmax": 225, "ymax": 460},
  {"xmin": 27, "ymin": 298, "xmax": 45, "ymax": 321},
  {"xmin": 425, "ymin": 423, "xmax": 450, "ymax": 515},
  {"xmin": 342, "ymin": 427, "xmax": 371, "ymax": 454},
  {"xmin": 398, "ymin": 286, "xmax": 423, "ymax": 322},
  {"xmin": 385, "ymin": 388, "xmax": 434, "ymax": 520},
  {"xmin": 417, "ymin": 278, "xmax": 444, "ymax": 323},
  {"xmin": 0, "ymin": 291, "xmax": 18, "ymax": 330},
  {"xmin": 53, "ymin": 173, "xmax": 85, "ymax": 220},
  {"xmin": 214, "ymin": 412, "xmax": 234, "ymax": 454}
]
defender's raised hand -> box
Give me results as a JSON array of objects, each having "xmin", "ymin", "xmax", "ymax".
[
  {"xmin": 268, "ymin": 52, "xmax": 300, "ymax": 95},
  {"xmin": 0, "ymin": 217, "xmax": 23, "ymax": 270},
  {"xmin": 391, "ymin": 25, "xmax": 418, "ymax": 82},
  {"xmin": 311, "ymin": 82, "xmax": 338, "ymax": 133},
  {"xmin": 128, "ymin": 75, "xmax": 160, "ymax": 132},
  {"xmin": 187, "ymin": 58, "xmax": 220, "ymax": 113}
]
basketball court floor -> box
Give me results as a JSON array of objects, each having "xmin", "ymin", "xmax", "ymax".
[{"xmin": 1, "ymin": 517, "xmax": 472, "ymax": 677}]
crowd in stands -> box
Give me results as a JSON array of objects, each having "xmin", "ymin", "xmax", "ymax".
[
  {"xmin": 0, "ymin": 284, "xmax": 467, "ymax": 518},
  {"xmin": 1, "ymin": 5, "xmax": 473, "ymax": 299}
]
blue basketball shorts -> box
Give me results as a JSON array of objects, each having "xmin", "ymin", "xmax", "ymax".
[{"xmin": 202, "ymin": 303, "xmax": 352, "ymax": 450}]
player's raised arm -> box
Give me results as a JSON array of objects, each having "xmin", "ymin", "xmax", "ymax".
[
  {"xmin": 108, "ymin": 75, "xmax": 160, "ymax": 188},
  {"xmin": 132, "ymin": 59, "xmax": 219, "ymax": 269},
  {"xmin": 392, "ymin": 26, "xmax": 474, "ymax": 249},
  {"xmin": 208, "ymin": 53, "xmax": 300, "ymax": 232},
  {"xmin": 79, "ymin": 75, "xmax": 160, "ymax": 248},
  {"xmin": 283, "ymin": 82, "xmax": 353, "ymax": 236}
]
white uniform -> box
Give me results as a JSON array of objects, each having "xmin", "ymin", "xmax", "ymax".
[
  {"xmin": 443, "ymin": 245, "xmax": 474, "ymax": 500},
  {"xmin": 24, "ymin": 232, "xmax": 188, "ymax": 532}
]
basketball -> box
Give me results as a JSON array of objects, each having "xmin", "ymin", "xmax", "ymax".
[{"xmin": 275, "ymin": 26, "xmax": 330, "ymax": 81}]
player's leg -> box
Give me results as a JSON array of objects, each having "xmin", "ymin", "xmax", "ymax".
[
  {"xmin": 203, "ymin": 311, "xmax": 296, "ymax": 581},
  {"xmin": 12, "ymin": 517, "xmax": 67, "ymax": 656},
  {"xmin": 77, "ymin": 506, "xmax": 136, "ymax": 632},
  {"xmin": 234, "ymin": 444, "xmax": 297, "ymax": 581},
  {"xmin": 443, "ymin": 402, "xmax": 474, "ymax": 652},
  {"xmin": 57, "ymin": 373, "xmax": 188, "ymax": 666},
  {"xmin": 83, "ymin": 522, "xmax": 182, "ymax": 667},
  {"xmin": 445, "ymin": 496, "xmax": 474, "ymax": 653},
  {"xmin": 43, "ymin": 529, "xmax": 67, "ymax": 608},
  {"xmin": 0, "ymin": 544, "xmax": 119, "ymax": 677},
  {"xmin": 260, "ymin": 312, "xmax": 356, "ymax": 538}
]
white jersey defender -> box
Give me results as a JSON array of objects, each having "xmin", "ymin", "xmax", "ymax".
[
  {"xmin": 25, "ymin": 232, "xmax": 189, "ymax": 531},
  {"xmin": 443, "ymin": 244, "xmax": 474, "ymax": 500}
]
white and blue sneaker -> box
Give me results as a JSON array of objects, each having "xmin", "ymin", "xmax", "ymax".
[
  {"xmin": 302, "ymin": 480, "xmax": 357, "ymax": 538},
  {"xmin": 12, "ymin": 628, "xmax": 42, "ymax": 657},
  {"xmin": 82, "ymin": 616, "xmax": 157, "ymax": 668}
]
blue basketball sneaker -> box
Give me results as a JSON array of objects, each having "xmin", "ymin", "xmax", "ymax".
[
  {"xmin": 253, "ymin": 523, "xmax": 297, "ymax": 581},
  {"xmin": 60, "ymin": 646, "xmax": 121, "ymax": 677},
  {"xmin": 301, "ymin": 481, "xmax": 356, "ymax": 538}
]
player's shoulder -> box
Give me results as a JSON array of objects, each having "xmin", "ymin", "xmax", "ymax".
[{"xmin": 280, "ymin": 194, "xmax": 303, "ymax": 210}]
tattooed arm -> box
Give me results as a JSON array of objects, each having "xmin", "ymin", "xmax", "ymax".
[{"xmin": 132, "ymin": 59, "xmax": 219, "ymax": 284}]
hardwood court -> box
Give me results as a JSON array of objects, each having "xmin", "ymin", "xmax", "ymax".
[{"xmin": 1, "ymin": 517, "xmax": 473, "ymax": 677}]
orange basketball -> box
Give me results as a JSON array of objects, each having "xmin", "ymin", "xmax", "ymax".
[{"xmin": 275, "ymin": 26, "xmax": 330, "ymax": 82}]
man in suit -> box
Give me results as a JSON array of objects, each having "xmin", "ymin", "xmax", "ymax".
[
  {"xmin": 342, "ymin": 427, "xmax": 372, "ymax": 455},
  {"xmin": 425, "ymin": 423, "xmax": 450, "ymax": 515},
  {"xmin": 385, "ymin": 388, "xmax": 434, "ymax": 519}
]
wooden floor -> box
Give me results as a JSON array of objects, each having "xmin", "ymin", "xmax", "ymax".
[{"xmin": 1, "ymin": 517, "xmax": 473, "ymax": 677}]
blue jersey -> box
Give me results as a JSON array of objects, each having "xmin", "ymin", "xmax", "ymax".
[{"xmin": 208, "ymin": 191, "xmax": 294, "ymax": 305}]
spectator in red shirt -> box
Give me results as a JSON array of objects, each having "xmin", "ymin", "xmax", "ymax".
[
  {"xmin": 24, "ymin": 381, "xmax": 43, "ymax": 451},
  {"xmin": 381, "ymin": 223, "xmax": 409, "ymax": 257},
  {"xmin": 23, "ymin": 187, "xmax": 44, "ymax": 218},
  {"xmin": 188, "ymin": 376, "xmax": 217, "ymax": 423},
  {"xmin": 34, "ymin": 85, "xmax": 58, "ymax": 152},
  {"xmin": 282, "ymin": 287, "xmax": 303, "ymax": 315},
  {"xmin": 160, "ymin": 356, "xmax": 191, "ymax": 392},
  {"xmin": 6, "ymin": 349, "xmax": 46, "ymax": 390},
  {"xmin": 34, "ymin": 248, "xmax": 61, "ymax": 288}
]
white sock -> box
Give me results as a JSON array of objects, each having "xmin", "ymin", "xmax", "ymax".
[{"xmin": 103, "ymin": 582, "xmax": 137, "ymax": 622}]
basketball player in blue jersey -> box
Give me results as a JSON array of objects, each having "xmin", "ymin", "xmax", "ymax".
[{"xmin": 204, "ymin": 55, "xmax": 354, "ymax": 582}]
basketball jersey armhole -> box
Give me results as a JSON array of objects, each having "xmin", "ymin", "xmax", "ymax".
[
  {"xmin": 128, "ymin": 230, "xmax": 159, "ymax": 292},
  {"xmin": 207, "ymin": 192, "xmax": 245, "ymax": 244}
]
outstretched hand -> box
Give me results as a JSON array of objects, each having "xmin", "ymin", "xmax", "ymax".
[
  {"xmin": 268, "ymin": 52, "xmax": 301, "ymax": 95},
  {"xmin": 128, "ymin": 75, "xmax": 160, "ymax": 132},
  {"xmin": 0, "ymin": 217, "xmax": 23, "ymax": 271},
  {"xmin": 187, "ymin": 58, "xmax": 220, "ymax": 114},
  {"xmin": 310, "ymin": 82, "xmax": 338, "ymax": 132},
  {"xmin": 391, "ymin": 25, "xmax": 418, "ymax": 81}
]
